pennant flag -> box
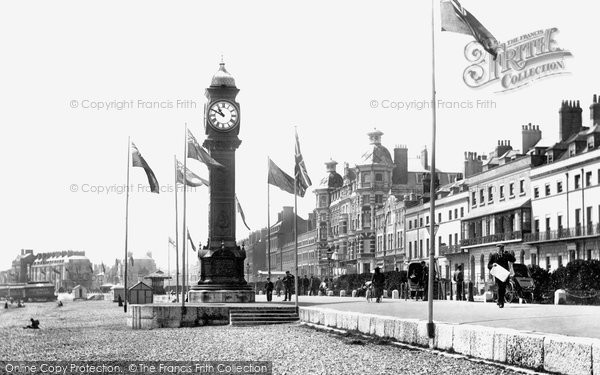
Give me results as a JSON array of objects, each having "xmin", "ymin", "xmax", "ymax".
[
  {"xmin": 295, "ymin": 130, "xmax": 312, "ymax": 198},
  {"xmin": 187, "ymin": 129, "xmax": 225, "ymax": 169},
  {"xmin": 168, "ymin": 237, "xmax": 176, "ymax": 247},
  {"xmin": 176, "ymin": 159, "xmax": 209, "ymax": 187},
  {"xmin": 441, "ymin": 0, "xmax": 499, "ymax": 59},
  {"xmin": 53, "ymin": 268, "xmax": 60, "ymax": 275},
  {"xmin": 131, "ymin": 142, "xmax": 160, "ymax": 193},
  {"xmin": 187, "ymin": 228, "xmax": 197, "ymax": 252},
  {"xmin": 268, "ymin": 158, "xmax": 296, "ymax": 195},
  {"xmin": 235, "ymin": 194, "xmax": 251, "ymax": 231}
]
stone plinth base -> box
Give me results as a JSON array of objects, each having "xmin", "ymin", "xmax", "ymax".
[{"xmin": 188, "ymin": 290, "xmax": 255, "ymax": 304}]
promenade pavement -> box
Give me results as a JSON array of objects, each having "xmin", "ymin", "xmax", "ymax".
[{"xmin": 257, "ymin": 294, "xmax": 600, "ymax": 339}]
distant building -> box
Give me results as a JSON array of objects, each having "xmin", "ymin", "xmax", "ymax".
[
  {"xmin": 314, "ymin": 130, "xmax": 461, "ymax": 275},
  {"xmin": 2, "ymin": 249, "xmax": 93, "ymax": 291},
  {"xmin": 116, "ymin": 251, "xmax": 157, "ymax": 286}
]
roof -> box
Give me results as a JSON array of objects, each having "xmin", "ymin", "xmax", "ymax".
[
  {"xmin": 129, "ymin": 281, "xmax": 152, "ymax": 290},
  {"xmin": 144, "ymin": 270, "xmax": 171, "ymax": 279}
]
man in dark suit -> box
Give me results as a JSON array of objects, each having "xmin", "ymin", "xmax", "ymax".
[
  {"xmin": 282, "ymin": 271, "xmax": 294, "ymax": 301},
  {"xmin": 487, "ymin": 244, "xmax": 516, "ymax": 308}
]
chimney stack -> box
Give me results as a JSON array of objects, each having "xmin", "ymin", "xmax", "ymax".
[
  {"xmin": 590, "ymin": 94, "xmax": 600, "ymax": 126},
  {"xmin": 560, "ymin": 99, "xmax": 583, "ymax": 141},
  {"xmin": 495, "ymin": 140, "xmax": 513, "ymax": 157},
  {"xmin": 393, "ymin": 145, "xmax": 408, "ymax": 184},
  {"xmin": 420, "ymin": 147, "xmax": 429, "ymax": 170},
  {"xmin": 522, "ymin": 123, "xmax": 542, "ymax": 153},
  {"xmin": 463, "ymin": 151, "xmax": 483, "ymax": 178}
]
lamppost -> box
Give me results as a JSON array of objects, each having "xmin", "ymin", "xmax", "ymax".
[{"xmin": 326, "ymin": 247, "xmax": 333, "ymax": 279}]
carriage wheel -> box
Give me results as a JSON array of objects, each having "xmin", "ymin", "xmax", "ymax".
[{"xmin": 504, "ymin": 284, "xmax": 515, "ymax": 304}]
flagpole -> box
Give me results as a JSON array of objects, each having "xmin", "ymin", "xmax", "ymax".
[
  {"xmin": 167, "ymin": 238, "xmax": 170, "ymax": 288},
  {"xmin": 267, "ymin": 157, "xmax": 271, "ymax": 280},
  {"xmin": 293, "ymin": 151, "xmax": 299, "ymax": 312},
  {"xmin": 427, "ymin": 0, "xmax": 438, "ymax": 340},
  {"xmin": 182, "ymin": 124, "xmax": 187, "ymax": 310},
  {"xmin": 174, "ymin": 155, "xmax": 180, "ymax": 303},
  {"xmin": 124, "ymin": 136, "xmax": 130, "ymax": 313}
]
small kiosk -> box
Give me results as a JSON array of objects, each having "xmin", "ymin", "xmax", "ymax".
[
  {"xmin": 72, "ymin": 285, "xmax": 88, "ymax": 300},
  {"xmin": 111, "ymin": 285, "xmax": 125, "ymax": 303},
  {"xmin": 144, "ymin": 270, "xmax": 171, "ymax": 295},
  {"xmin": 128, "ymin": 281, "xmax": 153, "ymax": 304}
]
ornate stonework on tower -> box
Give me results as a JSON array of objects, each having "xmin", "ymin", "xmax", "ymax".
[{"xmin": 188, "ymin": 61, "xmax": 254, "ymax": 303}]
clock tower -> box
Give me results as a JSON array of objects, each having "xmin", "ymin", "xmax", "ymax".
[{"xmin": 188, "ymin": 61, "xmax": 255, "ymax": 303}]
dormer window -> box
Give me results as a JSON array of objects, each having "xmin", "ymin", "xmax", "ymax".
[
  {"xmin": 569, "ymin": 144, "xmax": 576, "ymax": 157},
  {"xmin": 588, "ymin": 136, "xmax": 595, "ymax": 150}
]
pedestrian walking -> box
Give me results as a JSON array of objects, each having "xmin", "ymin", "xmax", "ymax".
[
  {"xmin": 264, "ymin": 277, "xmax": 274, "ymax": 302},
  {"xmin": 371, "ymin": 267, "xmax": 385, "ymax": 303},
  {"xmin": 308, "ymin": 276, "xmax": 316, "ymax": 296},
  {"xmin": 488, "ymin": 244, "xmax": 516, "ymax": 308},
  {"xmin": 421, "ymin": 261, "xmax": 429, "ymax": 301},
  {"xmin": 275, "ymin": 277, "xmax": 283, "ymax": 297},
  {"xmin": 302, "ymin": 275, "xmax": 309, "ymax": 295},
  {"xmin": 282, "ymin": 271, "xmax": 294, "ymax": 301},
  {"xmin": 453, "ymin": 264, "xmax": 464, "ymax": 301}
]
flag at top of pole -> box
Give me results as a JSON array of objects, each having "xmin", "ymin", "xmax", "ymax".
[
  {"xmin": 131, "ymin": 142, "xmax": 160, "ymax": 193},
  {"xmin": 294, "ymin": 130, "xmax": 312, "ymax": 198},
  {"xmin": 267, "ymin": 158, "xmax": 296, "ymax": 195},
  {"xmin": 440, "ymin": 0, "xmax": 499, "ymax": 59},
  {"xmin": 176, "ymin": 159, "xmax": 209, "ymax": 187},
  {"xmin": 187, "ymin": 129, "xmax": 225, "ymax": 169}
]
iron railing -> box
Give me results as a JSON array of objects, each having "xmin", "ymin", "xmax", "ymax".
[
  {"xmin": 524, "ymin": 224, "xmax": 600, "ymax": 242},
  {"xmin": 460, "ymin": 231, "xmax": 523, "ymax": 247}
]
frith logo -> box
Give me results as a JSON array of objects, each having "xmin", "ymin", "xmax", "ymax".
[{"xmin": 463, "ymin": 28, "xmax": 572, "ymax": 92}]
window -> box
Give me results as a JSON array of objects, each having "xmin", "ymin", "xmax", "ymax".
[
  {"xmin": 426, "ymin": 216, "xmax": 430, "ymax": 225},
  {"xmin": 448, "ymin": 210, "xmax": 452, "ymax": 220},
  {"xmin": 375, "ymin": 173, "xmax": 383, "ymax": 182},
  {"xmin": 499, "ymin": 185, "xmax": 505, "ymax": 199},
  {"xmin": 419, "ymin": 240, "xmax": 423, "ymax": 258},
  {"xmin": 420, "ymin": 218, "xmax": 423, "ymax": 227},
  {"xmin": 545, "ymin": 217, "xmax": 551, "ymax": 232},
  {"xmin": 408, "ymin": 220, "xmax": 412, "ymax": 230},
  {"xmin": 586, "ymin": 171, "xmax": 592, "ymax": 187},
  {"xmin": 426, "ymin": 239, "xmax": 429, "ymax": 252},
  {"xmin": 531, "ymin": 253, "xmax": 537, "ymax": 266},
  {"xmin": 408, "ymin": 242, "xmax": 412, "ymax": 259},
  {"xmin": 479, "ymin": 189, "xmax": 485, "ymax": 204},
  {"xmin": 534, "ymin": 187, "xmax": 539, "ymax": 198},
  {"xmin": 569, "ymin": 144, "xmax": 576, "ymax": 157},
  {"xmin": 375, "ymin": 195, "xmax": 383, "ymax": 204},
  {"xmin": 546, "ymin": 256, "xmax": 551, "ymax": 271},
  {"xmin": 438, "ymin": 213, "xmax": 442, "ymax": 223},
  {"xmin": 509, "ymin": 183, "xmax": 515, "ymax": 197},
  {"xmin": 545, "ymin": 184, "xmax": 551, "ymax": 196},
  {"xmin": 558, "ymin": 255, "xmax": 563, "ymax": 268},
  {"xmin": 460, "ymin": 207, "xmax": 464, "ymax": 217},
  {"xmin": 520, "ymin": 180, "xmax": 525, "ymax": 194},
  {"xmin": 534, "ymin": 219, "xmax": 539, "ymax": 233},
  {"xmin": 557, "ymin": 181, "xmax": 563, "ymax": 193},
  {"xmin": 557, "ymin": 215, "xmax": 563, "ymax": 232},
  {"xmin": 454, "ymin": 233, "xmax": 458, "ymax": 245},
  {"xmin": 575, "ymin": 174, "xmax": 581, "ymax": 189},
  {"xmin": 488, "ymin": 186, "xmax": 493, "ymax": 202},
  {"xmin": 472, "ymin": 191, "xmax": 477, "ymax": 206},
  {"xmin": 454, "ymin": 209, "xmax": 458, "ymax": 218},
  {"xmin": 448, "ymin": 234, "xmax": 452, "ymax": 246}
]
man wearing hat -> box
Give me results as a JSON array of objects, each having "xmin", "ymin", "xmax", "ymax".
[{"xmin": 487, "ymin": 244, "xmax": 516, "ymax": 308}]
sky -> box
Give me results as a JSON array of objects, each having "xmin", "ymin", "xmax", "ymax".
[{"xmin": 0, "ymin": 0, "xmax": 597, "ymax": 271}]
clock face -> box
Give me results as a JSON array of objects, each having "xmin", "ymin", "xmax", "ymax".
[{"xmin": 208, "ymin": 101, "xmax": 239, "ymax": 130}]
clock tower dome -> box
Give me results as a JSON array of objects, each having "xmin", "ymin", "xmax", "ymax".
[{"xmin": 188, "ymin": 61, "xmax": 254, "ymax": 303}]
